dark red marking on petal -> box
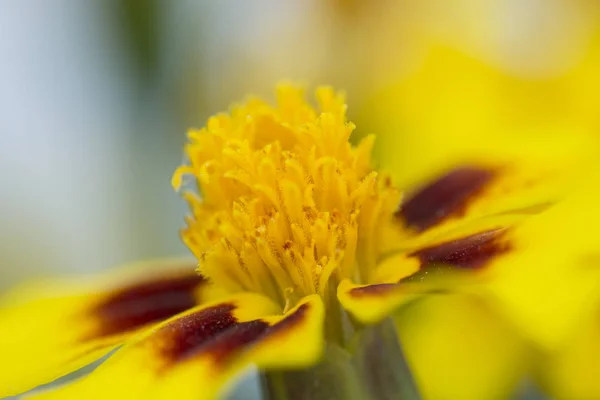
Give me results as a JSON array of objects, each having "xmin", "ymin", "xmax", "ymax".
[
  {"xmin": 349, "ymin": 283, "xmax": 399, "ymax": 298},
  {"xmin": 398, "ymin": 166, "xmax": 496, "ymax": 231},
  {"xmin": 409, "ymin": 229, "xmax": 510, "ymax": 270},
  {"xmin": 264, "ymin": 303, "xmax": 308, "ymax": 337},
  {"xmin": 348, "ymin": 282, "xmax": 450, "ymax": 299},
  {"xmin": 192, "ymin": 303, "xmax": 309, "ymax": 364},
  {"xmin": 157, "ymin": 302, "xmax": 310, "ymax": 369},
  {"xmin": 157, "ymin": 303, "xmax": 239, "ymax": 366},
  {"xmin": 201, "ymin": 320, "xmax": 269, "ymax": 364},
  {"xmin": 90, "ymin": 271, "xmax": 205, "ymax": 339}
]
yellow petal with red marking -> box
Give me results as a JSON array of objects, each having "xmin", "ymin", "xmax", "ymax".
[
  {"xmin": 0, "ymin": 258, "xmax": 206, "ymax": 398},
  {"xmin": 389, "ymin": 159, "xmax": 584, "ymax": 254},
  {"xmin": 353, "ymin": 172, "xmax": 600, "ymax": 352},
  {"xmin": 337, "ymin": 279, "xmax": 421, "ymax": 325},
  {"xmin": 339, "ymin": 227, "xmax": 510, "ymax": 324},
  {"xmin": 342, "ymin": 184, "xmax": 600, "ymax": 399},
  {"xmin": 29, "ymin": 294, "xmax": 324, "ymax": 400},
  {"xmin": 399, "ymin": 180, "xmax": 600, "ymax": 348}
]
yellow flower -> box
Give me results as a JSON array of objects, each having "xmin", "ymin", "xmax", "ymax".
[{"xmin": 1, "ymin": 84, "xmax": 598, "ymax": 400}]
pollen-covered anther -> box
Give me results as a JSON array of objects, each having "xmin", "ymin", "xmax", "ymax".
[{"xmin": 174, "ymin": 84, "xmax": 401, "ymax": 308}]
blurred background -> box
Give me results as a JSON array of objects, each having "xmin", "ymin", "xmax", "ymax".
[{"xmin": 1, "ymin": 0, "xmax": 599, "ymax": 289}]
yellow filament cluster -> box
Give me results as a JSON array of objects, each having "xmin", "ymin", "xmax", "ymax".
[{"xmin": 173, "ymin": 85, "xmax": 400, "ymax": 308}]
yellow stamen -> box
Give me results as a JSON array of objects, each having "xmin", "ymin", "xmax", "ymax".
[{"xmin": 173, "ymin": 84, "xmax": 400, "ymax": 309}]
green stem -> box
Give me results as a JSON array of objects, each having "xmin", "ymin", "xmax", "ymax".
[
  {"xmin": 261, "ymin": 318, "xmax": 422, "ymax": 400},
  {"xmin": 261, "ymin": 344, "xmax": 366, "ymax": 400},
  {"xmin": 352, "ymin": 319, "xmax": 421, "ymax": 400}
]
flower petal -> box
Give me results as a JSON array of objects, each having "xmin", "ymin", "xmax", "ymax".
[
  {"xmin": 398, "ymin": 165, "xmax": 497, "ymax": 232},
  {"xmin": 364, "ymin": 44, "xmax": 599, "ymax": 191},
  {"xmin": 395, "ymin": 293, "xmax": 532, "ymax": 400},
  {"xmin": 393, "ymin": 161, "xmax": 574, "ymax": 248},
  {"xmin": 337, "ymin": 279, "xmax": 420, "ymax": 325},
  {"xmin": 339, "ymin": 227, "xmax": 511, "ymax": 324},
  {"xmin": 400, "ymin": 182, "xmax": 600, "ymax": 349},
  {"xmin": 0, "ymin": 258, "xmax": 207, "ymax": 397},
  {"xmin": 29, "ymin": 294, "xmax": 324, "ymax": 400},
  {"xmin": 484, "ymin": 188, "xmax": 600, "ymax": 350},
  {"xmin": 346, "ymin": 184, "xmax": 600, "ymax": 351},
  {"xmin": 341, "ymin": 190, "xmax": 600, "ymax": 397},
  {"xmin": 542, "ymin": 307, "xmax": 600, "ymax": 399}
]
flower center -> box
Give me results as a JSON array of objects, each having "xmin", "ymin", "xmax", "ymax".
[{"xmin": 173, "ymin": 85, "xmax": 400, "ymax": 310}]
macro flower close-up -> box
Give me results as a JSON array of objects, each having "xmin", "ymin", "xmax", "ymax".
[
  {"xmin": 2, "ymin": 2, "xmax": 600, "ymax": 400},
  {"xmin": 2, "ymin": 83, "xmax": 599, "ymax": 399}
]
